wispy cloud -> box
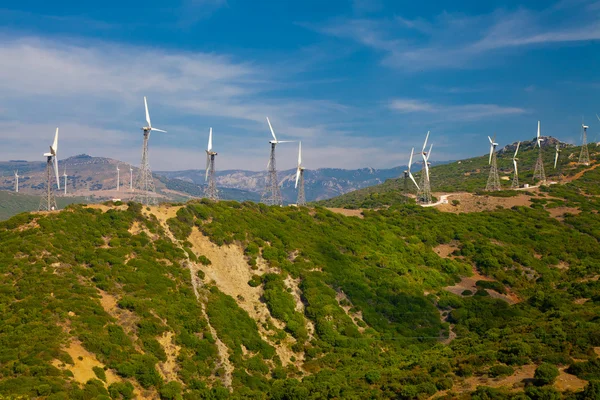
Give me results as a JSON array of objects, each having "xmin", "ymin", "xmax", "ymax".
[
  {"xmin": 389, "ymin": 99, "xmax": 527, "ymax": 121},
  {"xmin": 313, "ymin": 2, "xmax": 600, "ymax": 70}
]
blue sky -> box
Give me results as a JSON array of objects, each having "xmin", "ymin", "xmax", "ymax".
[{"xmin": 0, "ymin": 0, "xmax": 599, "ymax": 170}]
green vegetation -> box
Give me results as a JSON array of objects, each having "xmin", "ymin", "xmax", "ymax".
[
  {"xmin": 0, "ymin": 190, "xmax": 86, "ymax": 221},
  {"xmin": 0, "ymin": 156, "xmax": 599, "ymax": 398}
]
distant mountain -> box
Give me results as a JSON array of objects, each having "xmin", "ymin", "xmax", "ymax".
[
  {"xmin": 0, "ymin": 154, "xmax": 259, "ymax": 205},
  {"xmin": 156, "ymin": 162, "xmax": 448, "ymax": 203}
]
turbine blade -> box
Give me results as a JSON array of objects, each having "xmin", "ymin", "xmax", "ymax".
[
  {"xmin": 409, "ymin": 172, "xmax": 419, "ymax": 190},
  {"xmin": 489, "ymin": 144, "xmax": 494, "ymax": 164},
  {"xmin": 408, "ymin": 148, "xmax": 414, "ymax": 171},
  {"xmin": 537, "ymin": 120, "xmax": 540, "ymax": 138},
  {"xmin": 205, "ymin": 154, "xmax": 210, "ymax": 181},
  {"xmin": 422, "ymin": 131, "xmax": 430, "ymax": 153},
  {"xmin": 514, "ymin": 141, "xmax": 521, "ymax": 158},
  {"xmin": 53, "ymin": 157, "xmax": 60, "ymax": 190},
  {"xmin": 488, "ymin": 135, "xmax": 493, "ymax": 144},
  {"xmin": 596, "ymin": 113, "xmax": 600, "ymax": 122},
  {"xmin": 208, "ymin": 127, "xmax": 213, "ymax": 151},
  {"xmin": 144, "ymin": 96, "xmax": 151, "ymax": 128},
  {"xmin": 52, "ymin": 128, "xmax": 59, "ymax": 153},
  {"xmin": 298, "ymin": 142, "xmax": 302, "ymax": 166},
  {"xmin": 266, "ymin": 117, "xmax": 277, "ymax": 142},
  {"xmin": 295, "ymin": 168, "xmax": 301, "ymax": 189},
  {"xmin": 513, "ymin": 159, "xmax": 518, "ymax": 177},
  {"xmin": 422, "ymin": 154, "xmax": 429, "ymax": 180},
  {"xmin": 554, "ymin": 148, "xmax": 559, "ymax": 168},
  {"xmin": 277, "ymin": 140, "xmax": 294, "ymax": 143},
  {"xmin": 151, "ymin": 128, "xmax": 167, "ymax": 133},
  {"xmin": 427, "ymin": 144, "xmax": 433, "ymax": 161}
]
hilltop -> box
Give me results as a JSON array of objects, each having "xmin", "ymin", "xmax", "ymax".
[
  {"xmin": 318, "ymin": 136, "xmax": 589, "ymax": 209},
  {"xmin": 0, "ymin": 155, "xmax": 599, "ymax": 398}
]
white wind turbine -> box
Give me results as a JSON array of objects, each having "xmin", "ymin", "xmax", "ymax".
[
  {"xmin": 262, "ymin": 117, "xmax": 294, "ymax": 206},
  {"xmin": 129, "ymin": 166, "xmax": 133, "ymax": 191},
  {"xmin": 416, "ymin": 131, "xmax": 433, "ymax": 204},
  {"xmin": 533, "ymin": 120, "xmax": 546, "ymax": 182},
  {"xmin": 295, "ymin": 142, "xmax": 306, "ymax": 206},
  {"xmin": 133, "ymin": 96, "xmax": 167, "ymax": 205},
  {"xmin": 39, "ymin": 128, "xmax": 60, "ymax": 211},
  {"xmin": 511, "ymin": 141, "xmax": 521, "ymax": 189},
  {"xmin": 116, "ymin": 165, "xmax": 120, "ymax": 191},
  {"xmin": 205, "ymin": 127, "xmax": 218, "ymax": 201},
  {"xmin": 14, "ymin": 170, "xmax": 19, "ymax": 193},
  {"xmin": 536, "ymin": 121, "xmax": 544, "ymax": 148},
  {"xmin": 63, "ymin": 165, "xmax": 68, "ymax": 195}
]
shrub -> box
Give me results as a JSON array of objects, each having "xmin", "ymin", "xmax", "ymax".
[
  {"xmin": 92, "ymin": 366, "xmax": 106, "ymax": 382},
  {"xmin": 489, "ymin": 364, "xmax": 514, "ymax": 378},
  {"xmin": 534, "ymin": 363, "xmax": 559, "ymax": 386}
]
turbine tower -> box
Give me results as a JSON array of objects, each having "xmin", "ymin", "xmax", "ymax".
[
  {"xmin": 204, "ymin": 127, "xmax": 219, "ymax": 201},
  {"xmin": 579, "ymin": 124, "xmax": 590, "ymax": 166},
  {"xmin": 14, "ymin": 170, "xmax": 19, "ymax": 193},
  {"xmin": 416, "ymin": 131, "xmax": 432, "ymax": 204},
  {"xmin": 295, "ymin": 142, "xmax": 306, "ymax": 206},
  {"xmin": 39, "ymin": 128, "xmax": 60, "ymax": 211},
  {"xmin": 116, "ymin": 165, "xmax": 120, "ymax": 192},
  {"xmin": 133, "ymin": 96, "xmax": 166, "ymax": 206},
  {"xmin": 511, "ymin": 141, "xmax": 521, "ymax": 189},
  {"xmin": 63, "ymin": 165, "xmax": 68, "ymax": 195},
  {"xmin": 485, "ymin": 134, "xmax": 501, "ymax": 191},
  {"xmin": 533, "ymin": 121, "xmax": 546, "ymax": 183},
  {"xmin": 261, "ymin": 117, "xmax": 292, "ymax": 206}
]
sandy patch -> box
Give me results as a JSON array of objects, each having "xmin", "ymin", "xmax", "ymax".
[
  {"xmin": 187, "ymin": 227, "xmax": 302, "ymax": 367},
  {"xmin": 157, "ymin": 332, "xmax": 181, "ymax": 383},
  {"xmin": 98, "ymin": 290, "xmax": 142, "ymax": 351},
  {"xmin": 555, "ymin": 367, "xmax": 588, "ymax": 392},
  {"xmin": 52, "ymin": 340, "xmax": 120, "ymax": 385}
]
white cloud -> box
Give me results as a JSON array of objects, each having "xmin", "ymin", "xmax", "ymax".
[
  {"xmin": 314, "ymin": 2, "xmax": 600, "ymax": 70},
  {"xmin": 389, "ymin": 99, "xmax": 527, "ymax": 121}
]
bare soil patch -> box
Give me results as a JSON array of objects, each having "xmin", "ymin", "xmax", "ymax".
[
  {"xmin": 445, "ymin": 267, "xmax": 520, "ymax": 305},
  {"xmin": 436, "ymin": 193, "xmax": 532, "ymax": 214},
  {"xmin": 547, "ymin": 207, "xmax": 581, "ymax": 221},
  {"xmin": 335, "ymin": 291, "xmax": 367, "ymax": 333},
  {"xmin": 433, "ymin": 243, "xmax": 459, "ymax": 259},
  {"xmin": 326, "ymin": 208, "xmax": 364, "ymax": 218}
]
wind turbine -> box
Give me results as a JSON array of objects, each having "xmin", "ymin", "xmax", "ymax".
[
  {"xmin": 416, "ymin": 131, "xmax": 432, "ymax": 204},
  {"xmin": 485, "ymin": 134, "xmax": 501, "ymax": 191},
  {"xmin": 204, "ymin": 127, "xmax": 218, "ymax": 201},
  {"xmin": 39, "ymin": 128, "xmax": 60, "ymax": 211},
  {"xmin": 132, "ymin": 96, "xmax": 166, "ymax": 205},
  {"xmin": 511, "ymin": 141, "xmax": 521, "ymax": 189},
  {"xmin": 14, "ymin": 170, "xmax": 19, "ymax": 193},
  {"xmin": 63, "ymin": 165, "xmax": 68, "ymax": 195},
  {"xmin": 116, "ymin": 165, "xmax": 120, "ymax": 192},
  {"xmin": 295, "ymin": 142, "xmax": 306, "ymax": 206},
  {"xmin": 533, "ymin": 121, "xmax": 546, "ymax": 183},
  {"xmin": 262, "ymin": 117, "xmax": 293, "ymax": 206},
  {"xmin": 554, "ymin": 144, "xmax": 561, "ymax": 169},
  {"xmin": 129, "ymin": 166, "xmax": 133, "ymax": 191}
]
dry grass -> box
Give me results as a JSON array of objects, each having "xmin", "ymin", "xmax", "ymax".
[
  {"xmin": 157, "ymin": 331, "xmax": 181, "ymax": 383},
  {"xmin": 436, "ymin": 192, "xmax": 532, "ymax": 214},
  {"xmin": 326, "ymin": 208, "xmax": 364, "ymax": 218}
]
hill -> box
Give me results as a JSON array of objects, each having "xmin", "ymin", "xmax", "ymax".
[
  {"xmin": 318, "ymin": 137, "xmax": 591, "ymax": 208},
  {"xmin": 0, "ymin": 160, "xmax": 599, "ymax": 398},
  {"xmin": 0, "ymin": 191, "xmax": 86, "ymax": 221}
]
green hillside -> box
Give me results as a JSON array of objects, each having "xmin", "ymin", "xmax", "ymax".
[
  {"xmin": 0, "ymin": 191, "xmax": 87, "ymax": 221},
  {"xmin": 318, "ymin": 139, "xmax": 595, "ymax": 209},
  {"xmin": 0, "ymin": 161, "xmax": 599, "ymax": 398}
]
